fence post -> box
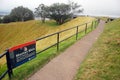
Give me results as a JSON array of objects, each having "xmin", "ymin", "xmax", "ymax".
[
  {"xmin": 98, "ymin": 19, "xmax": 100, "ymax": 23},
  {"xmin": 97, "ymin": 19, "xmax": 99, "ymax": 25},
  {"xmin": 95, "ymin": 20, "xmax": 98, "ymax": 28},
  {"xmin": 76, "ymin": 26, "xmax": 79, "ymax": 40},
  {"xmin": 96, "ymin": 20, "xmax": 98, "ymax": 26},
  {"xmin": 96, "ymin": 20, "xmax": 98, "ymax": 28},
  {"xmin": 91, "ymin": 21, "xmax": 93, "ymax": 30},
  {"xmin": 95, "ymin": 21, "xmax": 97, "ymax": 27},
  {"xmin": 57, "ymin": 33, "xmax": 59, "ymax": 51},
  {"xmin": 85, "ymin": 23, "xmax": 87, "ymax": 34},
  {"xmin": 6, "ymin": 50, "xmax": 13, "ymax": 79},
  {"xmin": 94, "ymin": 21, "xmax": 96, "ymax": 28}
]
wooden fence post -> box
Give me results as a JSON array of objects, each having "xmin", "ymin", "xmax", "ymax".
[
  {"xmin": 94, "ymin": 21, "xmax": 96, "ymax": 28},
  {"xmin": 91, "ymin": 21, "xmax": 93, "ymax": 30},
  {"xmin": 85, "ymin": 23, "xmax": 87, "ymax": 34},
  {"xmin": 57, "ymin": 33, "xmax": 59, "ymax": 51},
  {"xmin": 76, "ymin": 26, "xmax": 79, "ymax": 40}
]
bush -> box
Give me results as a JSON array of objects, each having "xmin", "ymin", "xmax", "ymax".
[
  {"xmin": 2, "ymin": 15, "xmax": 12, "ymax": 23},
  {"xmin": 0, "ymin": 18, "xmax": 2, "ymax": 23}
]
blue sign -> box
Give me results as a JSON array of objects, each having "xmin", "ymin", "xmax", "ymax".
[{"xmin": 8, "ymin": 41, "xmax": 36, "ymax": 68}]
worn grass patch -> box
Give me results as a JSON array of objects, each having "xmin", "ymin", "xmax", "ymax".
[{"xmin": 75, "ymin": 19, "xmax": 120, "ymax": 80}]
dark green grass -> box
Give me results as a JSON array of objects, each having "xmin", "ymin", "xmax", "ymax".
[{"xmin": 75, "ymin": 19, "xmax": 120, "ymax": 80}]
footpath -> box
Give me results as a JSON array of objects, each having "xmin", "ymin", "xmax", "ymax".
[{"xmin": 28, "ymin": 21, "xmax": 105, "ymax": 80}]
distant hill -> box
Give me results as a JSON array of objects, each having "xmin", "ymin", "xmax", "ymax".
[{"xmin": 0, "ymin": 12, "xmax": 9, "ymax": 19}]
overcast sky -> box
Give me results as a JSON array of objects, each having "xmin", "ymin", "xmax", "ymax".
[{"xmin": 0, "ymin": 0, "xmax": 120, "ymax": 17}]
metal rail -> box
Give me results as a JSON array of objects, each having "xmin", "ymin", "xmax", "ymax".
[{"xmin": 0, "ymin": 19, "xmax": 99, "ymax": 80}]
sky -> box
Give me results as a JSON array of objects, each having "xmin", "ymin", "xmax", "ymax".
[{"xmin": 0, "ymin": 0, "xmax": 120, "ymax": 18}]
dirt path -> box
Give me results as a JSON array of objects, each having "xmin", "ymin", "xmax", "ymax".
[{"xmin": 28, "ymin": 21, "xmax": 105, "ymax": 80}]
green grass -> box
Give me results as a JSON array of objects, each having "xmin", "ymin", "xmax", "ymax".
[
  {"xmin": 0, "ymin": 17, "xmax": 95, "ymax": 65},
  {"xmin": 0, "ymin": 17, "xmax": 95, "ymax": 55},
  {"xmin": 1, "ymin": 21, "xmax": 98, "ymax": 80},
  {"xmin": 75, "ymin": 19, "xmax": 120, "ymax": 80}
]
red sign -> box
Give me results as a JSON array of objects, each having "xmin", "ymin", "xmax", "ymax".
[{"xmin": 9, "ymin": 41, "xmax": 36, "ymax": 52}]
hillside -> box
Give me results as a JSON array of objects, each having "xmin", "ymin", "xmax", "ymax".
[
  {"xmin": 0, "ymin": 17, "xmax": 95, "ymax": 65},
  {"xmin": 0, "ymin": 17, "xmax": 97, "ymax": 80},
  {"xmin": 0, "ymin": 17, "xmax": 95, "ymax": 54},
  {"xmin": 75, "ymin": 19, "xmax": 120, "ymax": 80}
]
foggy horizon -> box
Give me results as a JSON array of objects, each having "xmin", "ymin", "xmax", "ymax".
[{"xmin": 0, "ymin": 0, "xmax": 120, "ymax": 18}]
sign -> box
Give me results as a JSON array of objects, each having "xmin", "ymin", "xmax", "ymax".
[{"xmin": 8, "ymin": 41, "xmax": 36, "ymax": 69}]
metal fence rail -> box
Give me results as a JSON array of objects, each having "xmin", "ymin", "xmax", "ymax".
[
  {"xmin": 0, "ymin": 19, "xmax": 99, "ymax": 80},
  {"xmin": 0, "ymin": 51, "xmax": 7, "ymax": 58},
  {"xmin": 0, "ymin": 70, "xmax": 8, "ymax": 80},
  {"xmin": 36, "ymin": 20, "xmax": 99, "ymax": 53}
]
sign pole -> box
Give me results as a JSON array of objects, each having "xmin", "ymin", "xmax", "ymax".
[
  {"xmin": 6, "ymin": 50, "xmax": 13, "ymax": 79},
  {"xmin": 5, "ymin": 41, "xmax": 36, "ymax": 79}
]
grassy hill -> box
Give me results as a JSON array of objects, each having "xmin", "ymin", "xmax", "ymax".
[
  {"xmin": 0, "ymin": 17, "xmax": 95, "ymax": 64},
  {"xmin": 75, "ymin": 19, "xmax": 120, "ymax": 80},
  {"xmin": 0, "ymin": 17, "xmax": 97, "ymax": 80}
]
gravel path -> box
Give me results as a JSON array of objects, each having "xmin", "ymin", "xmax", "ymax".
[{"xmin": 28, "ymin": 20, "xmax": 105, "ymax": 80}]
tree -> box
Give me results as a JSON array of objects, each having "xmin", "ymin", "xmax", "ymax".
[
  {"xmin": 0, "ymin": 18, "xmax": 2, "ymax": 23},
  {"xmin": 2, "ymin": 15, "xmax": 11, "ymax": 23},
  {"xmin": 35, "ymin": 3, "xmax": 83, "ymax": 25},
  {"xmin": 34, "ymin": 4, "xmax": 48, "ymax": 23},
  {"xmin": 48, "ymin": 3, "xmax": 72, "ymax": 24},
  {"xmin": 10, "ymin": 6, "xmax": 34, "ymax": 22},
  {"xmin": 68, "ymin": 1, "xmax": 83, "ymax": 18}
]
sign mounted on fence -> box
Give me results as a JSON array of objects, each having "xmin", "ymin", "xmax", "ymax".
[{"xmin": 8, "ymin": 41, "xmax": 36, "ymax": 69}]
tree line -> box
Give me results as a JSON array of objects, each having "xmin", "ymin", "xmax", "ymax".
[{"xmin": 0, "ymin": 2, "xmax": 83, "ymax": 24}]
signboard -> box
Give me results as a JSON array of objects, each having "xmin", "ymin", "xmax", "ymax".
[{"xmin": 8, "ymin": 41, "xmax": 36, "ymax": 69}]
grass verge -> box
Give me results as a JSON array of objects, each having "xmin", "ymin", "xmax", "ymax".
[{"xmin": 74, "ymin": 19, "xmax": 120, "ymax": 80}]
